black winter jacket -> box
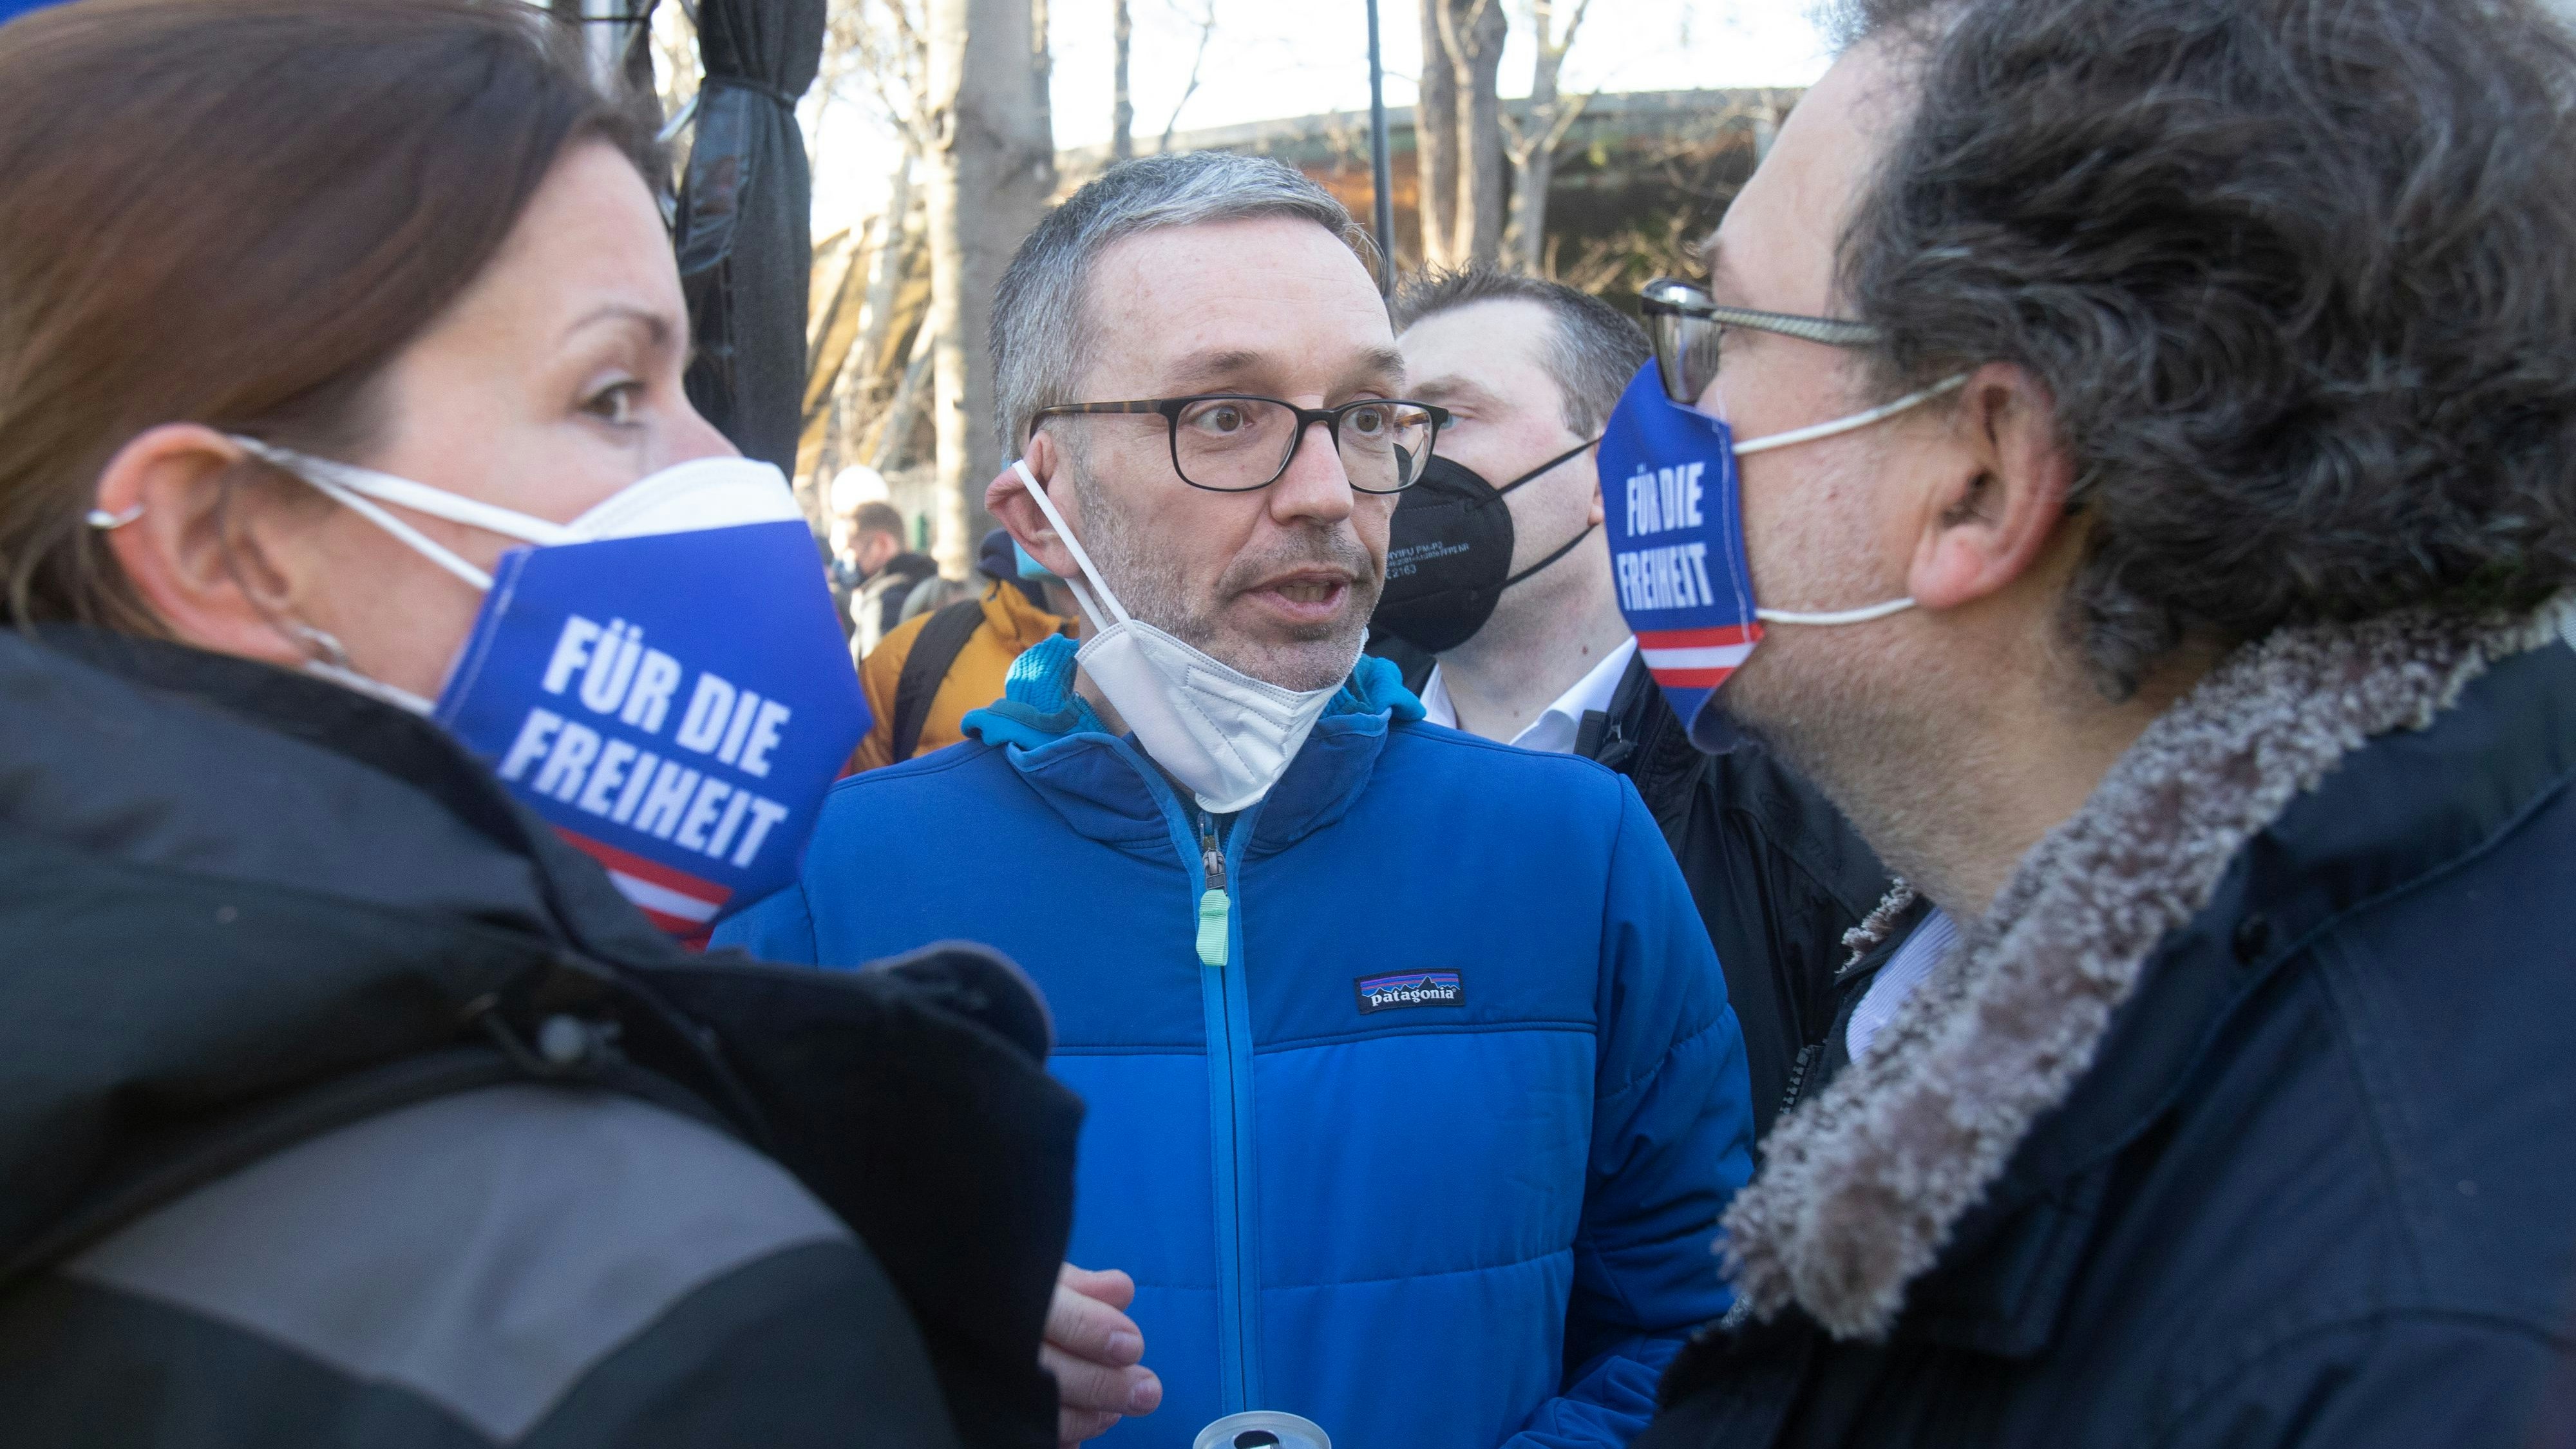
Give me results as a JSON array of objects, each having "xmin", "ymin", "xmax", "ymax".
[
  {"xmin": 0, "ymin": 628, "xmax": 1082, "ymax": 1448},
  {"xmin": 1577, "ymin": 654, "xmax": 1892, "ymax": 1139},
  {"xmin": 1640, "ymin": 607, "xmax": 2576, "ymax": 1448}
]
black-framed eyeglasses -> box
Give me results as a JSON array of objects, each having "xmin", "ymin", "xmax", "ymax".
[
  {"xmin": 1638, "ymin": 276, "xmax": 1882, "ymax": 407},
  {"xmin": 1030, "ymin": 394, "xmax": 1451, "ymax": 494}
]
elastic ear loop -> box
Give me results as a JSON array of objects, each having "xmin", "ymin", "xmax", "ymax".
[
  {"xmin": 1758, "ymin": 596, "xmax": 1918, "ymax": 626},
  {"xmin": 231, "ymin": 437, "xmax": 582, "ymax": 593},
  {"xmin": 1482, "ymin": 434, "xmax": 1605, "ymax": 590},
  {"xmin": 1503, "ymin": 522, "xmax": 1598, "ymax": 589},
  {"xmin": 1493, "ymin": 436, "xmax": 1602, "ymax": 497},
  {"xmin": 205, "ymin": 459, "xmax": 444, "ymax": 714},
  {"xmin": 1012, "ymin": 459, "xmax": 1131, "ymax": 636},
  {"xmin": 1727, "ymin": 375, "xmax": 1968, "ymax": 627},
  {"xmin": 1730, "ymin": 375, "xmax": 1967, "ymax": 457}
]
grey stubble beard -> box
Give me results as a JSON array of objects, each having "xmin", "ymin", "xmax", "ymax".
[{"xmin": 1073, "ymin": 458, "xmax": 1381, "ymax": 692}]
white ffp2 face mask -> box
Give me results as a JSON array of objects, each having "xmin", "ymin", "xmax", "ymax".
[
  {"xmin": 232, "ymin": 438, "xmax": 804, "ymax": 711},
  {"xmin": 1013, "ymin": 460, "xmax": 1353, "ymax": 816}
]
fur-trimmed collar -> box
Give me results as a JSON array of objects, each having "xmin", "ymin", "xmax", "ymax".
[{"xmin": 1722, "ymin": 598, "xmax": 2574, "ymax": 1340}]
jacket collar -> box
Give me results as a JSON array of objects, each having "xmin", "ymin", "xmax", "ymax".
[
  {"xmin": 0, "ymin": 627, "xmax": 698, "ymax": 1268},
  {"xmin": 960, "ymin": 634, "xmax": 1425, "ymax": 853},
  {"xmin": 1723, "ymin": 596, "xmax": 2576, "ymax": 1344},
  {"xmin": 980, "ymin": 578, "xmax": 1075, "ymax": 652},
  {"xmin": 14, "ymin": 626, "xmax": 674, "ymax": 961},
  {"xmin": 3, "ymin": 629, "xmax": 1090, "ymax": 1376}
]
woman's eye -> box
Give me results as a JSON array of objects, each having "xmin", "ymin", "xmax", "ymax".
[{"xmin": 583, "ymin": 381, "xmax": 642, "ymax": 426}]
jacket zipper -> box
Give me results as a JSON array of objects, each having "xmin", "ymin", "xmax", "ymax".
[
  {"xmin": 1193, "ymin": 808, "xmax": 1263, "ymax": 1411},
  {"xmin": 1777, "ymin": 1041, "xmax": 1824, "ymax": 1121},
  {"xmin": 1197, "ymin": 815, "xmax": 1230, "ymax": 967}
]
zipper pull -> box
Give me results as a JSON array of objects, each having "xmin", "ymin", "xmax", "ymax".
[
  {"xmin": 1777, "ymin": 1041, "xmax": 1823, "ymax": 1118},
  {"xmin": 1197, "ymin": 813, "xmax": 1230, "ymax": 968}
]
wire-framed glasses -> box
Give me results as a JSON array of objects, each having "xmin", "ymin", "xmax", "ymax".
[
  {"xmin": 1029, "ymin": 394, "xmax": 1451, "ymax": 494},
  {"xmin": 1638, "ymin": 276, "xmax": 1882, "ymax": 407}
]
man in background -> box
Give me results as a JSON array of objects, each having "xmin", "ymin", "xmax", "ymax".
[
  {"xmin": 1382, "ymin": 267, "xmax": 1889, "ymax": 1135},
  {"xmin": 835, "ymin": 499, "xmax": 938, "ymax": 658}
]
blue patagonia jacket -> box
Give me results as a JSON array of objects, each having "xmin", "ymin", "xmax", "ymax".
[{"xmin": 717, "ymin": 638, "xmax": 1755, "ymax": 1449}]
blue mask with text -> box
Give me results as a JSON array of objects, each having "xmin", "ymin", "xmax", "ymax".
[
  {"xmin": 232, "ymin": 440, "xmax": 869, "ymax": 940},
  {"xmin": 1598, "ymin": 361, "xmax": 1960, "ymax": 750}
]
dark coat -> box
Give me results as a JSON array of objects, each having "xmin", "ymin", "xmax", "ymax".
[
  {"xmin": 0, "ymin": 628, "xmax": 1081, "ymax": 1448},
  {"xmin": 1640, "ymin": 609, "xmax": 2576, "ymax": 1448},
  {"xmin": 1577, "ymin": 654, "xmax": 1892, "ymax": 1139}
]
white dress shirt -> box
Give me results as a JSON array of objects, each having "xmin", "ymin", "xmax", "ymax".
[
  {"xmin": 1418, "ymin": 638, "xmax": 1638, "ymax": 755},
  {"xmin": 1845, "ymin": 905, "xmax": 1959, "ymax": 1061}
]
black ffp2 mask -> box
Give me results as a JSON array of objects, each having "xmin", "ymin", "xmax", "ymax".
[{"xmin": 1370, "ymin": 438, "xmax": 1600, "ymax": 654}]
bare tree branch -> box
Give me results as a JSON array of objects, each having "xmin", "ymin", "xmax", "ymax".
[
  {"xmin": 868, "ymin": 321, "xmax": 937, "ymax": 470},
  {"xmin": 1111, "ymin": 0, "xmax": 1133, "ymax": 160},
  {"xmin": 1157, "ymin": 0, "xmax": 1216, "ymax": 153},
  {"xmin": 1501, "ymin": 0, "xmax": 1593, "ymax": 272}
]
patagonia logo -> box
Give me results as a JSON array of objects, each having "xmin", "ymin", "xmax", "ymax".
[{"xmin": 1354, "ymin": 969, "xmax": 1466, "ymax": 1014}]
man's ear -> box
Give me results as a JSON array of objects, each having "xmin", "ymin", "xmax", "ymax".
[
  {"xmin": 984, "ymin": 431, "xmax": 1083, "ymax": 580},
  {"xmin": 1904, "ymin": 363, "xmax": 2074, "ymax": 612},
  {"xmin": 95, "ymin": 423, "xmax": 308, "ymax": 667}
]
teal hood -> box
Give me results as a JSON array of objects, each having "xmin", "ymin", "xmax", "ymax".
[{"xmin": 960, "ymin": 634, "xmax": 1425, "ymax": 753}]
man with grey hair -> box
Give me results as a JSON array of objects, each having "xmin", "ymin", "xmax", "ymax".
[
  {"xmin": 1591, "ymin": 0, "xmax": 2576, "ymax": 1444},
  {"xmin": 721, "ymin": 151, "xmax": 1757, "ymax": 1449},
  {"xmin": 1379, "ymin": 267, "xmax": 1891, "ymax": 1139}
]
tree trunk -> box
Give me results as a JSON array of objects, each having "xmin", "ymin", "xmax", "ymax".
[
  {"xmin": 925, "ymin": 0, "xmax": 1054, "ymax": 576},
  {"xmin": 1111, "ymin": 0, "xmax": 1133, "ymax": 161},
  {"xmin": 1507, "ymin": 138, "xmax": 1550, "ymax": 274},
  {"xmin": 1416, "ymin": 0, "xmax": 1459, "ymax": 267},
  {"xmin": 1504, "ymin": 0, "xmax": 1587, "ymax": 274},
  {"xmin": 1452, "ymin": 0, "xmax": 1508, "ymax": 267}
]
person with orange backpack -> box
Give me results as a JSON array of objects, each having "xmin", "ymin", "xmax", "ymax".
[{"xmin": 849, "ymin": 528, "xmax": 1075, "ymax": 772}]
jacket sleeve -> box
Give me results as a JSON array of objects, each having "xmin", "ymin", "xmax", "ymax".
[
  {"xmin": 527, "ymin": 1238, "xmax": 965, "ymax": 1449},
  {"xmin": 2157, "ymin": 1318, "xmax": 2564, "ymax": 1449},
  {"xmin": 1503, "ymin": 780, "xmax": 1757, "ymax": 1449}
]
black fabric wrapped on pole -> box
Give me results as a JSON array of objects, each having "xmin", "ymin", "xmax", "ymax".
[{"xmin": 674, "ymin": 0, "xmax": 827, "ymax": 475}]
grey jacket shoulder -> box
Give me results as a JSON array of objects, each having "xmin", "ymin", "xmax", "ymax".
[{"xmin": 0, "ymin": 1084, "xmax": 959, "ymax": 1448}]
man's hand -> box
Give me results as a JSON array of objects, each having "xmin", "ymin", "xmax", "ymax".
[{"xmin": 1044, "ymin": 1262, "xmax": 1162, "ymax": 1446}]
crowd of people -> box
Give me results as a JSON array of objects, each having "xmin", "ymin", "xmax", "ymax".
[{"xmin": 1, "ymin": 0, "xmax": 2572, "ymax": 1446}]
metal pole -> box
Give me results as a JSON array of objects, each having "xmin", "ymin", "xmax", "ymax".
[
  {"xmin": 1365, "ymin": 0, "xmax": 1396, "ymax": 295},
  {"xmin": 580, "ymin": 0, "xmax": 643, "ymax": 95}
]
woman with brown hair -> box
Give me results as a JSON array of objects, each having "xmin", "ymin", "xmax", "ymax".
[{"xmin": 0, "ymin": 2, "xmax": 1075, "ymax": 1444}]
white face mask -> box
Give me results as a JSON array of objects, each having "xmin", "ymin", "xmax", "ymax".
[
  {"xmin": 229, "ymin": 437, "xmax": 803, "ymax": 712},
  {"xmin": 1013, "ymin": 460, "xmax": 1354, "ymax": 816}
]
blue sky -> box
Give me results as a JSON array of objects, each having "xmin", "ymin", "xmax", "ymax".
[{"xmin": 803, "ymin": 0, "xmax": 1837, "ymax": 234}]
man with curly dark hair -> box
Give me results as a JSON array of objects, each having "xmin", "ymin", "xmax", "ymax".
[{"xmin": 1621, "ymin": 0, "xmax": 2576, "ymax": 1444}]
